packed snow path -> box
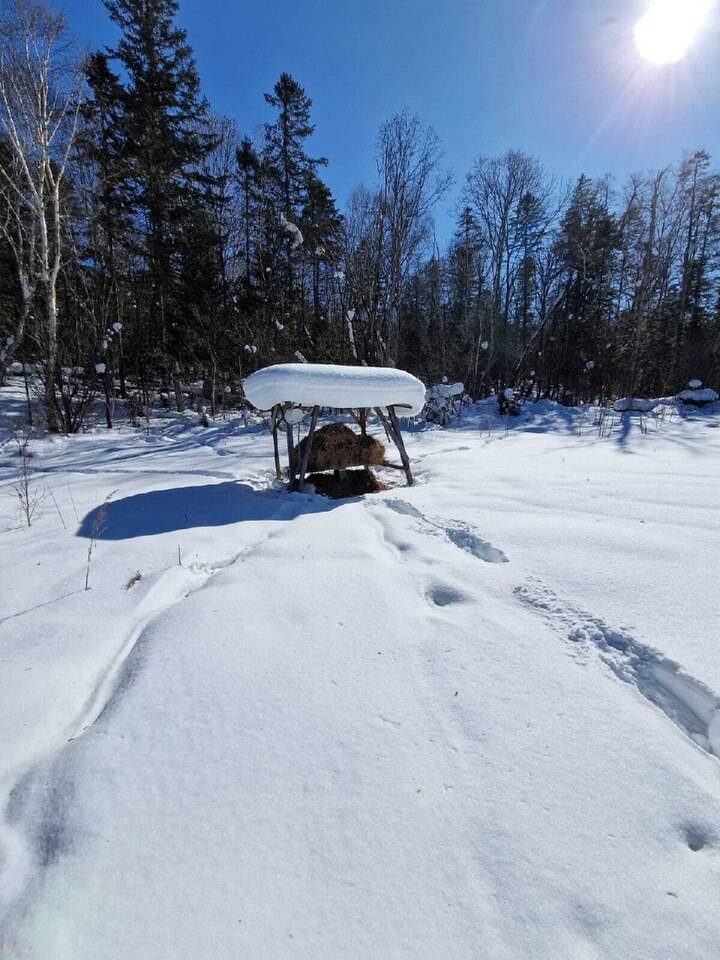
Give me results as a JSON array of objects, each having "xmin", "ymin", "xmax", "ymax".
[{"xmin": 1, "ymin": 392, "xmax": 719, "ymax": 959}]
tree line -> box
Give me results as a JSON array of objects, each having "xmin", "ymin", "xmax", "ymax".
[{"xmin": 0, "ymin": 0, "xmax": 717, "ymax": 431}]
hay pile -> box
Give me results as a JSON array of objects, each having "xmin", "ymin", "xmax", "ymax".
[
  {"xmin": 293, "ymin": 422, "xmax": 385, "ymax": 473},
  {"xmin": 307, "ymin": 469, "xmax": 388, "ymax": 499}
]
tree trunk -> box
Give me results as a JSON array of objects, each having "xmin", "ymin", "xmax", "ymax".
[{"xmin": 45, "ymin": 284, "xmax": 59, "ymax": 433}]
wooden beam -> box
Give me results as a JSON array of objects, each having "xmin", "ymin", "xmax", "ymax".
[
  {"xmin": 387, "ymin": 406, "xmax": 414, "ymax": 486},
  {"xmin": 285, "ymin": 410, "xmax": 296, "ymax": 489},
  {"xmin": 374, "ymin": 407, "xmax": 392, "ymax": 444},
  {"xmin": 297, "ymin": 406, "xmax": 320, "ymax": 492}
]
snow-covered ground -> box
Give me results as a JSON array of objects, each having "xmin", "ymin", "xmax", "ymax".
[{"xmin": 1, "ymin": 383, "xmax": 719, "ymax": 959}]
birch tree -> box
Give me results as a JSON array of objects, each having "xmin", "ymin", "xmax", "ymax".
[{"xmin": 0, "ymin": 0, "xmax": 83, "ymax": 430}]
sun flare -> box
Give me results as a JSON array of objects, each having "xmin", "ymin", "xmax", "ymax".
[{"xmin": 634, "ymin": 0, "xmax": 715, "ymax": 64}]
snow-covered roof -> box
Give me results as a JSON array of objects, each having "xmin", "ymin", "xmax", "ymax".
[{"xmin": 244, "ymin": 363, "xmax": 427, "ymax": 416}]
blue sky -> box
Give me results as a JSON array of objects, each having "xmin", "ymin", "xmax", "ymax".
[{"xmin": 56, "ymin": 0, "xmax": 720, "ymax": 241}]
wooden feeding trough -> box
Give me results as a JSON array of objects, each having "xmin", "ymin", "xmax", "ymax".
[{"xmin": 243, "ymin": 363, "xmax": 427, "ymax": 493}]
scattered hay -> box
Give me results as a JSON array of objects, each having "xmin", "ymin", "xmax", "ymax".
[
  {"xmin": 294, "ymin": 422, "xmax": 385, "ymax": 473},
  {"xmin": 307, "ymin": 468, "xmax": 388, "ymax": 500}
]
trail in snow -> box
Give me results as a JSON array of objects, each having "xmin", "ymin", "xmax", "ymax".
[
  {"xmin": 515, "ymin": 578, "xmax": 720, "ymax": 759},
  {"xmin": 0, "ymin": 528, "xmax": 277, "ymax": 934},
  {"xmin": 377, "ymin": 498, "xmax": 509, "ymax": 564},
  {"xmin": 0, "ymin": 565, "xmax": 200, "ymax": 923}
]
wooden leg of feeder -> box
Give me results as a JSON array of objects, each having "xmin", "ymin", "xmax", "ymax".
[
  {"xmin": 285, "ymin": 420, "xmax": 296, "ymax": 489},
  {"xmin": 374, "ymin": 406, "xmax": 392, "ymax": 444},
  {"xmin": 387, "ymin": 406, "xmax": 414, "ymax": 486},
  {"xmin": 297, "ymin": 406, "xmax": 319, "ymax": 493},
  {"xmin": 375, "ymin": 406, "xmax": 412, "ymax": 485},
  {"xmin": 271, "ymin": 406, "xmax": 281, "ymax": 480}
]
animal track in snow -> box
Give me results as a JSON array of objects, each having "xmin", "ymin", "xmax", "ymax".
[
  {"xmin": 514, "ymin": 578, "xmax": 720, "ymax": 759},
  {"xmin": 379, "ymin": 716, "xmax": 403, "ymax": 729},
  {"xmin": 425, "ymin": 583, "xmax": 468, "ymax": 607},
  {"xmin": 379, "ymin": 499, "xmax": 509, "ymax": 564},
  {"xmin": 680, "ymin": 820, "xmax": 717, "ymax": 852}
]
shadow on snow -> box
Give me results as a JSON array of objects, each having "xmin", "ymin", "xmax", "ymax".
[{"xmin": 76, "ymin": 481, "xmax": 340, "ymax": 540}]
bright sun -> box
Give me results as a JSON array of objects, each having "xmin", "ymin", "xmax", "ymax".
[{"xmin": 634, "ymin": 0, "xmax": 715, "ymax": 64}]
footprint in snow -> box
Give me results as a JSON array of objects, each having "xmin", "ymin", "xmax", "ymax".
[
  {"xmin": 680, "ymin": 821, "xmax": 717, "ymax": 852},
  {"xmin": 425, "ymin": 583, "xmax": 469, "ymax": 607},
  {"xmin": 379, "ymin": 499, "xmax": 509, "ymax": 564},
  {"xmin": 514, "ymin": 578, "xmax": 720, "ymax": 760}
]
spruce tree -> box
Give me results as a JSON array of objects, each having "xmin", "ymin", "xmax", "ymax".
[
  {"xmin": 300, "ymin": 172, "xmax": 343, "ymax": 347},
  {"xmin": 236, "ymin": 137, "xmax": 262, "ymax": 283},
  {"xmin": 263, "ymin": 73, "xmax": 326, "ymax": 218},
  {"xmin": 262, "ymin": 73, "xmax": 327, "ymax": 339},
  {"xmin": 100, "ymin": 0, "xmax": 216, "ymax": 400}
]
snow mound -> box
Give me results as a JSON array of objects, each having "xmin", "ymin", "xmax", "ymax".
[
  {"xmin": 425, "ymin": 382, "xmax": 464, "ymax": 400},
  {"xmin": 614, "ymin": 397, "xmax": 658, "ymax": 412},
  {"xmin": 244, "ymin": 363, "xmax": 427, "ymax": 416},
  {"xmin": 677, "ymin": 388, "xmax": 718, "ymax": 404}
]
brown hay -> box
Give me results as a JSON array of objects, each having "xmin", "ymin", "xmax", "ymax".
[
  {"xmin": 306, "ymin": 468, "xmax": 388, "ymax": 500},
  {"xmin": 294, "ymin": 422, "xmax": 385, "ymax": 473}
]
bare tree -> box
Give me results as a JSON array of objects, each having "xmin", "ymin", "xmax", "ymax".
[
  {"xmin": 0, "ymin": 0, "xmax": 84, "ymax": 431},
  {"xmin": 342, "ymin": 185, "xmax": 385, "ymax": 363},
  {"xmin": 376, "ymin": 112, "xmax": 450, "ymax": 365},
  {"xmin": 464, "ymin": 151, "xmax": 559, "ymax": 384}
]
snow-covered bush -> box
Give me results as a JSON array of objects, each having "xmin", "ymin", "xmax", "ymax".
[{"xmin": 423, "ymin": 380, "xmax": 466, "ymax": 425}]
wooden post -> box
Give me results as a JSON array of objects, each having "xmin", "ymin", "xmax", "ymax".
[
  {"xmin": 271, "ymin": 406, "xmax": 282, "ymax": 480},
  {"xmin": 297, "ymin": 406, "xmax": 320, "ymax": 492},
  {"xmin": 385, "ymin": 406, "xmax": 414, "ymax": 486},
  {"xmin": 285, "ymin": 412, "xmax": 296, "ymax": 489}
]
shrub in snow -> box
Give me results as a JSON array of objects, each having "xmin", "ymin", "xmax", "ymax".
[
  {"xmin": 13, "ymin": 429, "xmax": 43, "ymax": 527},
  {"xmin": 126, "ymin": 394, "xmax": 145, "ymax": 425},
  {"xmin": 498, "ymin": 388, "xmax": 522, "ymax": 417}
]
